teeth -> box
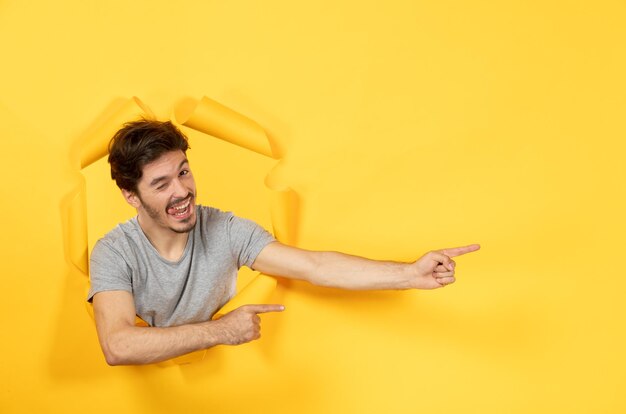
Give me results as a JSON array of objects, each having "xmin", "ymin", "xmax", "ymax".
[{"xmin": 173, "ymin": 200, "xmax": 190, "ymax": 211}]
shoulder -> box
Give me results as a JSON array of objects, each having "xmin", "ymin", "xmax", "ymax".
[
  {"xmin": 88, "ymin": 220, "xmax": 138, "ymax": 303},
  {"xmin": 91, "ymin": 217, "xmax": 142, "ymax": 262}
]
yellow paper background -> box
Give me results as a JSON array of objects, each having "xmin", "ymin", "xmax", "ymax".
[{"xmin": 1, "ymin": 1, "xmax": 625, "ymax": 413}]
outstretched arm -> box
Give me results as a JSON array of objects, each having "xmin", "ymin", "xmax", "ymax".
[
  {"xmin": 252, "ymin": 242, "xmax": 480, "ymax": 290},
  {"xmin": 92, "ymin": 290, "xmax": 283, "ymax": 365}
]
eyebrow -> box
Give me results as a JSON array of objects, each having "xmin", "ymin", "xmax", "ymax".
[{"xmin": 149, "ymin": 159, "xmax": 189, "ymax": 187}]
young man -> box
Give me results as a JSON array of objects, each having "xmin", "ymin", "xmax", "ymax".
[{"xmin": 88, "ymin": 119, "xmax": 480, "ymax": 365}]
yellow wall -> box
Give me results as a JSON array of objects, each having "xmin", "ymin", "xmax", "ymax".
[{"xmin": 1, "ymin": 1, "xmax": 625, "ymax": 412}]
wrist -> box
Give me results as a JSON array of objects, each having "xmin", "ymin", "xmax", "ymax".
[
  {"xmin": 199, "ymin": 319, "xmax": 223, "ymax": 348},
  {"xmin": 396, "ymin": 262, "xmax": 418, "ymax": 289}
]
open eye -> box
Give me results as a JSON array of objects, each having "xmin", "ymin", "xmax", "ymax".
[{"xmin": 180, "ymin": 169, "xmax": 190, "ymax": 176}]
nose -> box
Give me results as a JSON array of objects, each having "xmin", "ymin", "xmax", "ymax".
[{"xmin": 171, "ymin": 177, "xmax": 188, "ymax": 199}]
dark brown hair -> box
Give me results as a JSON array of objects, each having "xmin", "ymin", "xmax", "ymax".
[{"xmin": 108, "ymin": 119, "xmax": 189, "ymax": 192}]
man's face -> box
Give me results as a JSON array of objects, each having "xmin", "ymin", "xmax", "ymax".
[{"xmin": 130, "ymin": 150, "xmax": 197, "ymax": 234}]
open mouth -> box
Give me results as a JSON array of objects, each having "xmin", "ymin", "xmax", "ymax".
[{"xmin": 166, "ymin": 196, "xmax": 194, "ymax": 220}]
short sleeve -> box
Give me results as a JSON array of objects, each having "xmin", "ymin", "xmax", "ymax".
[
  {"xmin": 226, "ymin": 214, "xmax": 276, "ymax": 269},
  {"xmin": 86, "ymin": 239, "xmax": 133, "ymax": 302}
]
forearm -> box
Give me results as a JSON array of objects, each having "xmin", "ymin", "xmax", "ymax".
[
  {"xmin": 306, "ymin": 251, "xmax": 414, "ymax": 290},
  {"xmin": 101, "ymin": 320, "xmax": 223, "ymax": 366}
]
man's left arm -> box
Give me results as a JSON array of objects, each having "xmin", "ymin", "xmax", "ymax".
[{"xmin": 251, "ymin": 242, "xmax": 480, "ymax": 290}]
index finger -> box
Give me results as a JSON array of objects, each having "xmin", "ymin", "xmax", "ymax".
[
  {"xmin": 243, "ymin": 304, "xmax": 286, "ymax": 314},
  {"xmin": 439, "ymin": 244, "xmax": 481, "ymax": 258}
]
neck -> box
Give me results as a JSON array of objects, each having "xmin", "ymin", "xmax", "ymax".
[{"xmin": 136, "ymin": 213, "xmax": 190, "ymax": 261}]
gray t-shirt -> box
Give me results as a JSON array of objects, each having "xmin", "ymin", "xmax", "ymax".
[{"xmin": 87, "ymin": 205, "xmax": 275, "ymax": 327}]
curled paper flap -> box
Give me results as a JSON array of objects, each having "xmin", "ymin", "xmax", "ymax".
[
  {"xmin": 175, "ymin": 96, "xmax": 278, "ymax": 159},
  {"xmin": 68, "ymin": 188, "xmax": 88, "ymax": 275},
  {"xmin": 213, "ymin": 274, "xmax": 278, "ymax": 318},
  {"xmin": 265, "ymin": 163, "xmax": 299, "ymax": 245},
  {"xmin": 270, "ymin": 188, "xmax": 299, "ymax": 245},
  {"xmin": 80, "ymin": 97, "xmax": 153, "ymax": 168}
]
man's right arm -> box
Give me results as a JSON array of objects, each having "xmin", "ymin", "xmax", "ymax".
[{"xmin": 92, "ymin": 290, "xmax": 284, "ymax": 365}]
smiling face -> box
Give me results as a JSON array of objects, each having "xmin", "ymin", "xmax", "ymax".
[{"xmin": 124, "ymin": 150, "xmax": 197, "ymax": 234}]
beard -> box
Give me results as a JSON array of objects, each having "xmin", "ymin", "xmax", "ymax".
[{"xmin": 139, "ymin": 191, "xmax": 197, "ymax": 234}]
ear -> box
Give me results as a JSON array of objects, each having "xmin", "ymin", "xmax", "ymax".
[{"xmin": 122, "ymin": 189, "xmax": 141, "ymax": 209}]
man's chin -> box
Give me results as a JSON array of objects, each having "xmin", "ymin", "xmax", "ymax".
[{"xmin": 169, "ymin": 213, "xmax": 197, "ymax": 234}]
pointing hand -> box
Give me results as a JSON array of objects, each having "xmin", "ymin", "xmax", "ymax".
[
  {"xmin": 410, "ymin": 244, "xmax": 480, "ymax": 289},
  {"xmin": 213, "ymin": 304, "xmax": 285, "ymax": 345}
]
